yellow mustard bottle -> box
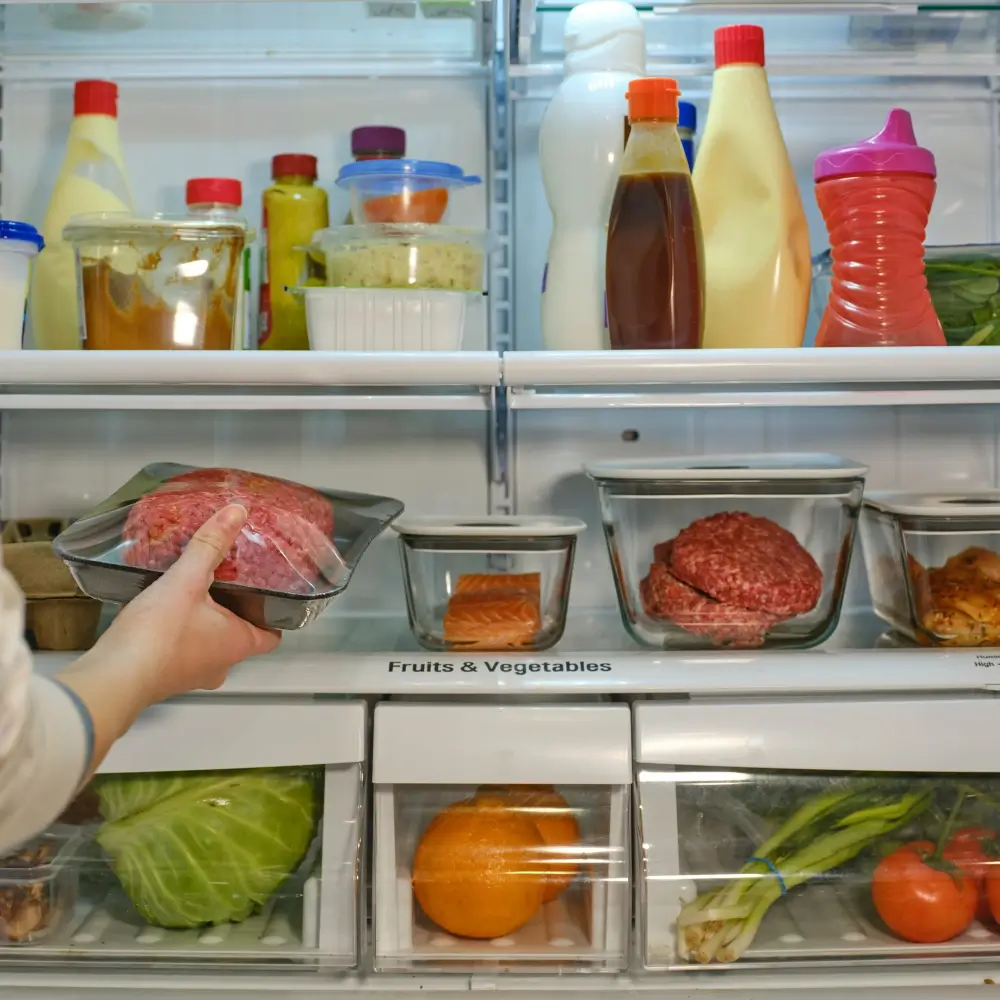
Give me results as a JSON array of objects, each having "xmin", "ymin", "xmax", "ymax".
[
  {"xmin": 258, "ymin": 154, "xmax": 328, "ymax": 351},
  {"xmin": 30, "ymin": 79, "xmax": 133, "ymax": 350}
]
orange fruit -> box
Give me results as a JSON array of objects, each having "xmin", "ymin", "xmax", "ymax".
[
  {"xmin": 478, "ymin": 785, "xmax": 581, "ymax": 902},
  {"xmin": 411, "ymin": 796, "xmax": 546, "ymax": 939}
]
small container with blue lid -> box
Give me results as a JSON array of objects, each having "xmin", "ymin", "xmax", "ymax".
[
  {"xmin": 335, "ymin": 158, "xmax": 481, "ymax": 226},
  {"xmin": 0, "ymin": 221, "xmax": 44, "ymax": 350}
]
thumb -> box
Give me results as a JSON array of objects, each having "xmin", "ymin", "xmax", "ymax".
[{"xmin": 166, "ymin": 503, "xmax": 248, "ymax": 587}]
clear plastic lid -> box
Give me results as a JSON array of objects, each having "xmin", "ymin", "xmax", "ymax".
[
  {"xmin": 392, "ymin": 515, "xmax": 586, "ymax": 539},
  {"xmin": 864, "ymin": 491, "xmax": 1000, "ymax": 518},
  {"xmin": 586, "ymin": 453, "xmax": 868, "ymax": 481},
  {"xmin": 63, "ymin": 212, "xmax": 252, "ymax": 243},
  {"xmin": 311, "ymin": 223, "xmax": 491, "ymax": 250}
]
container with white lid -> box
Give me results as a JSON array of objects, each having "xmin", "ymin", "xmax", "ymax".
[
  {"xmin": 861, "ymin": 491, "xmax": 1000, "ymax": 647},
  {"xmin": 586, "ymin": 454, "xmax": 868, "ymax": 651},
  {"xmin": 392, "ymin": 515, "xmax": 586, "ymax": 652},
  {"xmin": 0, "ymin": 221, "xmax": 44, "ymax": 350}
]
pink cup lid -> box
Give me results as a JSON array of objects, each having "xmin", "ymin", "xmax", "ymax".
[{"xmin": 814, "ymin": 109, "xmax": 936, "ymax": 181}]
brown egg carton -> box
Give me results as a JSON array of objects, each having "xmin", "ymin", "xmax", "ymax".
[
  {"xmin": 25, "ymin": 598, "xmax": 101, "ymax": 652},
  {"xmin": 2, "ymin": 518, "xmax": 81, "ymax": 599}
]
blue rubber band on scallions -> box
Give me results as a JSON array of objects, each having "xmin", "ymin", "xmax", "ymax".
[{"xmin": 747, "ymin": 856, "xmax": 787, "ymax": 896}]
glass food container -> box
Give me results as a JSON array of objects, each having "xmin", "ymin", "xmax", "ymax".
[
  {"xmin": 310, "ymin": 224, "xmax": 489, "ymax": 292},
  {"xmin": 373, "ymin": 702, "xmax": 631, "ymax": 973},
  {"xmin": 63, "ymin": 213, "xmax": 254, "ymax": 350},
  {"xmin": 586, "ymin": 454, "xmax": 868, "ymax": 651},
  {"xmin": 860, "ymin": 492, "xmax": 1000, "ymax": 646},
  {"xmin": 0, "ymin": 832, "xmax": 81, "ymax": 945},
  {"xmin": 53, "ymin": 463, "xmax": 404, "ymax": 631},
  {"xmin": 335, "ymin": 158, "xmax": 480, "ymax": 226},
  {"xmin": 392, "ymin": 515, "xmax": 586, "ymax": 652},
  {"xmin": 812, "ymin": 244, "xmax": 1000, "ymax": 346}
]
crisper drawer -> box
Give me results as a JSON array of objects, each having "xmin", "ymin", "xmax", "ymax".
[
  {"xmin": 634, "ymin": 697, "xmax": 1000, "ymax": 973},
  {"xmin": 0, "ymin": 699, "xmax": 366, "ymax": 971},
  {"xmin": 372, "ymin": 701, "xmax": 631, "ymax": 973}
]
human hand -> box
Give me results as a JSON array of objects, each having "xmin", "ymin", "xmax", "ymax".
[{"xmin": 92, "ymin": 503, "xmax": 280, "ymax": 706}]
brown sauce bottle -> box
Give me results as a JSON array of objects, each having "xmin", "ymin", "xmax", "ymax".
[{"xmin": 606, "ymin": 78, "xmax": 704, "ymax": 350}]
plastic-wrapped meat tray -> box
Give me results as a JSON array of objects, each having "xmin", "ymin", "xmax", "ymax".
[{"xmin": 52, "ymin": 463, "xmax": 404, "ymax": 630}]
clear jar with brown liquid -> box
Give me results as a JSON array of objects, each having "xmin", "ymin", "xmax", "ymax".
[{"xmin": 606, "ymin": 77, "xmax": 704, "ymax": 350}]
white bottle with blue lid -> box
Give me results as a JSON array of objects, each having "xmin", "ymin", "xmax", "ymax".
[
  {"xmin": 539, "ymin": 0, "xmax": 646, "ymax": 351},
  {"xmin": 0, "ymin": 221, "xmax": 43, "ymax": 350}
]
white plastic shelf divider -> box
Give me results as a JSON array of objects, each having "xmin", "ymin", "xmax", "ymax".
[
  {"xmin": 0, "ymin": 351, "xmax": 501, "ymax": 410},
  {"xmin": 33, "ymin": 610, "xmax": 1000, "ymax": 697},
  {"xmin": 502, "ymin": 347, "xmax": 1000, "ymax": 408}
]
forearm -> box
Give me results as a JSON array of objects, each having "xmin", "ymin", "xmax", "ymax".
[{"xmin": 56, "ymin": 642, "xmax": 152, "ymax": 780}]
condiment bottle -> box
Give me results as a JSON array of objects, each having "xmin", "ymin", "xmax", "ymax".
[
  {"xmin": 693, "ymin": 25, "xmax": 810, "ymax": 349},
  {"xmin": 677, "ymin": 101, "xmax": 697, "ymax": 171},
  {"xmin": 29, "ymin": 79, "xmax": 133, "ymax": 350},
  {"xmin": 258, "ymin": 154, "xmax": 328, "ymax": 351},
  {"xmin": 539, "ymin": 0, "xmax": 645, "ymax": 351},
  {"xmin": 345, "ymin": 126, "xmax": 406, "ymax": 224},
  {"xmin": 606, "ymin": 77, "xmax": 704, "ymax": 350},
  {"xmin": 814, "ymin": 109, "xmax": 945, "ymax": 348},
  {"xmin": 186, "ymin": 177, "xmax": 249, "ymax": 349}
]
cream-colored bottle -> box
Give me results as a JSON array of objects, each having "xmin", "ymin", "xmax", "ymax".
[
  {"xmin": 693, "ymin": 25, "xmax": 810, "ymax": 349},
  {"xmin": 30, "ymin": 79, "xmax": 133, "ymax": 349}
]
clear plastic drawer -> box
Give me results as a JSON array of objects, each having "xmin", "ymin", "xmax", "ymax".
[
  {"xmin": 0, "ymin": 700, "xmax": 366, "ymax": 971},
  {"xmin": 372, "ymin": 701, "xmax": 631, "ymax": 972},
  {"xmin": 634, "ymin": 698, "xmax": 1000, "ymax": 972}
]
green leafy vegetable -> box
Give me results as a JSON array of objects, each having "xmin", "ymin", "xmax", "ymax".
[
  {"xmin": 95, "ymin": 768, "xmax": 319, "ymax": 929},
  {"xmin": 925, "ymin": 253, "xmax": 1000, "ymax": 346}
]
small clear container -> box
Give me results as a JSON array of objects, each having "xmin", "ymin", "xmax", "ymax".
[
  {"xmin": 310, "ymin": 224, "xmax": 489, "ymax": 292},
  {"xmin": 53, "ymin": 462, "xmax": 404, "ymax": 631},
  {"xmin": 392, "ymin": 515, "xmax": 586, "ymax": 652},
  {"xmin": 587, "ymin": 454, "xmax": 868, "ymax": 651},
  {"xmin": 812, "ymin": 244, "xmax": 1000, "ymax": 346},
  {"xmin": 0, "ymin": 832, "xmax": 81, "ymax": 945},
  {"xmin": 63, "ymin": 213, "xmax": 255, "ymax": 350},
  {"xmin": 335, "ymin": 158, "xmax": 480, "ymax": 226},
  {"xmin": 861, "ymin": 492, "xmax": 1000, "ymax": 646}
]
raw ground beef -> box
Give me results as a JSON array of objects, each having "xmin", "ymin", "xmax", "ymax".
[
  {"xmin": 640, "ymin": 560, "xmax": 779, "ymax": 649},
  {"xmin": 670, "ymin": 511, "xmax": 822, "ymax": 617},
  {"xmin": 122, "ymin": 468, "xmax": 336, "ymax": 594}
]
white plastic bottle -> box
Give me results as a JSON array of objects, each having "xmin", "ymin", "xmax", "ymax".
[
  {"xmin": 693, "ymin": 25, "xmax": 810, "ymax": 349},
  {"xmin": 29, "ymin": 79, "xmax": 133, "ymax": 350},
  {"xmin": 539, "ymin": 0, "xmax": 645, "ymax": 351}
]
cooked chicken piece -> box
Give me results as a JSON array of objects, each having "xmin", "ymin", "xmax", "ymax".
[{"xmin": 910, "ymin": 546, "xmax": 1000, "ymax": 645}]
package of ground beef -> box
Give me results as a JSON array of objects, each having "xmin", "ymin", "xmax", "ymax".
[{"xmin": 53, "ymin": 463, "xmax": 404, "ymax": 630}]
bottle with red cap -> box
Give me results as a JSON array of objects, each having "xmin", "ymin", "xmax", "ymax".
[
  {"xmin": 814, "ymin": 110, "xmax": 945, "ymax": 348},
  {"xmin": 605, "ymin": 77, "xmax": 704, "ymax": 350},
  {"xmin": 186, "ymin": 178, "xmax": 250, "ymax": 349},
  {"xmin": 692, "ymin": 25, "xmax": 810, "ymax": 349},
  {"xmin": 258, "ymin": 154, "xmax": 328, "ymax": 351},
  {"xmin": 30, "ymin": 79, "xmax": 133, "ymax": 350}
]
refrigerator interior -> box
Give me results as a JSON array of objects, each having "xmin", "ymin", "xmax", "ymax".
[{"xmin": 4, "ymin": 0, "xmax": 1000, "ymax": 997}]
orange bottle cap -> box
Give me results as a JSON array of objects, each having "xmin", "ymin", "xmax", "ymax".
[{"xmin": 626, "ymin": 78, "xmax": 680, "ymax": 122}]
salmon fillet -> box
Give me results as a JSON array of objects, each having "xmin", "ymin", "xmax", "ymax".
[
  {"xmin": 443, "ymin": 591, "xmax": 542, "ymax": 650},
  {"xmin": 453, "ymin": 572, "xmax": 541, "ymax": 598}
]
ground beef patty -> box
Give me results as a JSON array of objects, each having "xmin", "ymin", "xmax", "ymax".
[
  {"xmin": 122, "ymin": 468, "xmax": 335, "ymax": 594},
  {"xmin": 670, "ymin": 511, "xmax": 821, "ymax": 617},
  {"xmin": 640, "ymin": 560, "xmax": 779, "ymax": 649}
]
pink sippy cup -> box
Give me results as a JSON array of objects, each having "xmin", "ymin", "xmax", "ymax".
[{"xmin": 814, "ymin": 109, "xmax": 945, "ymax": 348}]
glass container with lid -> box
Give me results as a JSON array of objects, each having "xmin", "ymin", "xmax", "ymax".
[
  {"xmin": 392, "ymin": 515, "xmax": 586, "ymax": 652},
  {"xmin": 63, "ymin": 212, "xmax": 254, "ymax": 350},
  {"xmin": 861, "ymin": 492, "xmax": 1000, "ymax": 646},
  {"xmin": 587, "ymin": 453, "xmax": 868, "ymax": 651}
]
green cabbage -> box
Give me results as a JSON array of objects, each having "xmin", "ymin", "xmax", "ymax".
[{"xmin": 95, "ymin": 768, "xmax": 319, "ymax": 929}]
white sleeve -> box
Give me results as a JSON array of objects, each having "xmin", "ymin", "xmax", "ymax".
[{"xmin": 0, "ymin": 563, "xmax": 91, "ymax": 856}]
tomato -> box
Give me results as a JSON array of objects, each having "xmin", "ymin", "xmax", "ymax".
[
  {"xmin": 987, "ymin": 869, "xmax": 1000, "ymax": 924},
  {"xmin": 944, "ymin": 826, "xmax": 997, "ymax": 923},
  {"xmin": 872, "ymin": 841, "xmax": 977, "ymax": 943}
]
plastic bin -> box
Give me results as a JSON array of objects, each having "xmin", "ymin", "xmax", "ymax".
[
  {"xmin": 0, "ymin": 832, "xmax": 81, "ymax": 945},
  {"xmin": 335, "ymin": 159, "xmax": 480, "ymax": 226},
  {"xmin": 587, "ymin": 454, "xmax": 868, "ymax": 650},
  {"xmin": 860, "ymin": 491, "xmax": 1000, "ymax": 646},
  {"xmin": 0, "ymin": 222, "xmax": 43, "ymax": 350},
  {"xmin": 392, "ymin": 515, "xmax": 586, "ymax": 652}
]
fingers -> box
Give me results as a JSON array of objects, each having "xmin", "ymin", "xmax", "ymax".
[{"xmin": 166, "ymin": 503, "xmax": 248, "ymax": 587}]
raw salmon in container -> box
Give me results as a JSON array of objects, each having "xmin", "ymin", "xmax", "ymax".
[
  {"xmin": 391, "ymin": 516, "xmax": 586, "ymax": 652},
  {"xmin": 52, "ymin": 463, "xmax": 404, "ymax": 630}
]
